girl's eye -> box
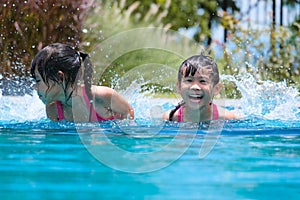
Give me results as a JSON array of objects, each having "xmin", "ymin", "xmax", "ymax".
[
  {"xmin": 199, "ymin": 79, "xmax": 210, "ymax": 84},
  {"xmin": 184, "ymin": 78, "xmax": 193, "ymax": 82}
]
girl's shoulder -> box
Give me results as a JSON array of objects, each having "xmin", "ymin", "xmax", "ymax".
[
  {"xmin": 91, "ymin": 85, "xmax": 116, "ymax": 97},
  {"xmin": 91, "ymin": 85, "xmax": 124, "ymax": 106}
]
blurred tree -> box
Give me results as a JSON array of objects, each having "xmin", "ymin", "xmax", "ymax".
[
  {"xmin": 216, "ymin": 0, "xmax": 240, "ymax": 43},
  {"xmin": 82, "ymin": 0, "xmax": 201, "ymax": 89},
  {"xmin": 85, "ymin": 0, "xmax": 299, "ymax": 91},
  {"xmin": 113, "ymin": 0, "xmax": 239, "ymax": 45},
  {"xmin": 0, "ymin": 0, "xmax": 93, "ymax": 79}
]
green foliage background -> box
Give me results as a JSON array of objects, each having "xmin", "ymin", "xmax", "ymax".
[
  {"xmin": 82, "ymin": 0, "xmax": 300, "ymax": 96},
  {"xmin": 0, "ymin": 0, "xmax": 92, "ymax": 79},
  {"xmin": 0, "ymin": 0, "xmax": 299, "ymax": 96}
]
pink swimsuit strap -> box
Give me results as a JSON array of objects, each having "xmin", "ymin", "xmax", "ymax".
[
  {"xmin": 55, "ymin": 86, "xmax": 115, "ymax": 121},
  {"xmin": 56, "ymin": 101, "xmax": 64, "ymax": 121},
  {"xmin": 212, "ymin": 104, "xmax": 219, "ymax": 120},
  {"xmin": 177, "ymin": 104, "xmax": 219, "ymax": 122},
  {"xmin": 177, "ymin": 105, "xmax": 183, "ymax": 122}
]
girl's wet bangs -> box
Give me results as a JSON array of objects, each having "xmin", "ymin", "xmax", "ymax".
[{"xmin": 183, "ymin": 62, "xmax": 198, "ymax": 77}]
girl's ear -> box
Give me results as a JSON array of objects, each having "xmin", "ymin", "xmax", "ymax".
[
  {"xmin": 213, "ymin": 82, "xmax": 222, "ymax": 96},
  {"xmin": 57, "ymin": 71, "xmax": 64, "ymax": 83}
]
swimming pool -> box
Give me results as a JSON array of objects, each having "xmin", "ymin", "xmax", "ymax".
[
  {"xmin": 0, "ymin": 73, "xmax": 300, "ymax": 200},
  {"xmin": 1, "ymin": 119, "xmax": 300, "ymax": 199},
  {"xmin": 1, "ymin": 83, "xmax": 300, "ymax": 199}
]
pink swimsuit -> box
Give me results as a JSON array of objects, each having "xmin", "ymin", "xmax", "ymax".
[
  {"xmin": 175, "ymin": 104, "xmax": 219, "ymax": 122},
  {"xmin": 56, "ymin": 87, "xmax": 115, "ymax": 122}
]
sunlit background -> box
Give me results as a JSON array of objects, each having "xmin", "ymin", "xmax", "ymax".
[{"xmin": 0, "ymin": 0, "xmax": 299, "ymax": 97}]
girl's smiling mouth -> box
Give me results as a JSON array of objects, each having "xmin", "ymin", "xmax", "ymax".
[
  {"xmin": 188, "ymin": 94, "xmax": 204, "ymax": 103},
  {"xmin": 189, "ymin": 94, "xmax": 204, "ymax": 99}
]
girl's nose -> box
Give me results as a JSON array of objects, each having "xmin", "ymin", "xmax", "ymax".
[
  {"xmin": 190, "ymin": 83, "xmax": 201, "ymax": 90},
  {"xmin": 34, "ymin": 84, "xmax": 38, "ymax": 90}
]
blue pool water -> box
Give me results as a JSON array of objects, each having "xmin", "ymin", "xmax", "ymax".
[
  {"xmin": 1, "ymin": 120, "xmax": 300, "ymax": 199},
  {"xmin": 1, "ymin": 77, "xmax": 300, "ymax": 199}
]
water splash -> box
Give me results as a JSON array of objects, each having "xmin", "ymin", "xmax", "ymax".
[
  {"xmin": 111, "ymin": 63, "xmax": 180, "ymax": 124},
  {"xmin": 117, "ymin": 80, "xmax": 178, "ymax": 125},
  {"xmin": 0, "ymin": 73, "xmax": 299, "ymax": 124},
  {"xmin": 222, "ymin": 73, "xmax": 300, "ymax": 120},
  {"xmin": 0, "ymin": 89, "xmax": 46, "ymax": 122}
]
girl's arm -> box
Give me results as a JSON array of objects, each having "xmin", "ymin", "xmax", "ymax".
[{"xmin": 94, "ymin": 86, "xmax": 134, "ymax": 119}]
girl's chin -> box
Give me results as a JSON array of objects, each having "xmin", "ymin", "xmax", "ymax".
[
  {"xmin": 40, "ymin": 98, "xmax": 47, "ymax": 104},
  {"xmin": 44, "ymin": 100, "xmax": 51, "ymax": 105}
]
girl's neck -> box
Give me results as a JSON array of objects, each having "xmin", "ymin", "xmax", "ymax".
[
  {"xmin": 182, "ymin": 104, "xmax": 214, "ymax": 122},
  {"xmin": 62, "ymin": 84, "xmax": 88, "ymax": 106},
  {"xmin": 58, "ymin": 86, "xmax": 78, "ymax": 106}
]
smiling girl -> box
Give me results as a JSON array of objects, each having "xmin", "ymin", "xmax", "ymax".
[{"xmin": 163, "ymin": 55, "xmax": 236, "ymax": 122}]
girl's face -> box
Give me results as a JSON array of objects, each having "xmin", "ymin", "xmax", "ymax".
[
  {"xmin": 34, "ymin": 68, "xmax": 65, "ymax": 105},
  {"xmin": 177, "ymin": 67, "xmax": 220, "ymax": 110}
]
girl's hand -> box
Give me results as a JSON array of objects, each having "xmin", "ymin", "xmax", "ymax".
[{"xmin": 128, "ymin": 107, "xmax": 134, "ymax": 120}]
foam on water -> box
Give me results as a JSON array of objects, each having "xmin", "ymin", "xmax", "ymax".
[{"xmin": 0, "ymin": 73, "xmax": 299, "ymax": 123}]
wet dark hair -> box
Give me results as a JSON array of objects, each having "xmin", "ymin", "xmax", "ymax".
[
  {"xmin": 178, "ymin": 55, "xmax": 220, "ymax": 86},
  {"xmin": 30, "ymin": 43, "xmax": 93, "ymax": 103}
]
